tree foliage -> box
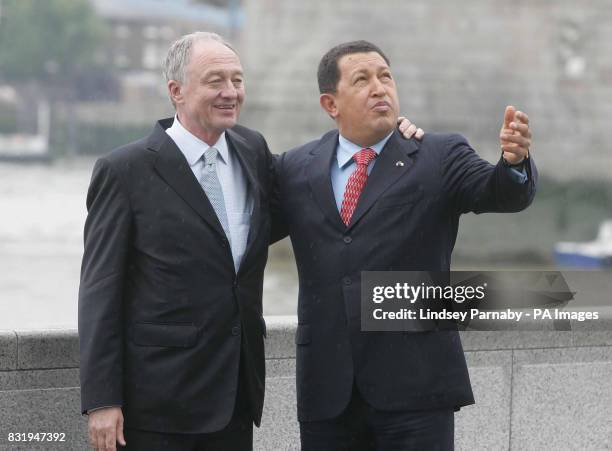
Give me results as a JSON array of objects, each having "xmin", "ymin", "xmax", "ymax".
[{"xmin": 0, "ymin": 0, "xmax": 106, "ymax": 83}]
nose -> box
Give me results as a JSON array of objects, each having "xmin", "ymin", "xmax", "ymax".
[
  {"xmin": 220, "ymin": 80, "xmax": 238, "ymax": 99},
  {"xmin": 370, "ymin": 77, "xmax": 385, "ymax": 97}
]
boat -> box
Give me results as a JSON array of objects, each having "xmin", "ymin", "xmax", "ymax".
[
  {"xmin": 554, "ymin": 220, "xmax": 612, "ymax": 268},
  {"xmin": 0, "ymin": 101, "xmax": 50, "ymax": 162}
]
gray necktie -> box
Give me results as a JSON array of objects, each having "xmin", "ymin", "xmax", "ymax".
[{"xmin": 200, "ymin": 147, "xmax": 231, "ymax": 243}]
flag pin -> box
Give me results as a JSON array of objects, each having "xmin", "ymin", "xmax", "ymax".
[{"xmin": 396, "ymin": 161, "xmax": 405, "ymax": 167}]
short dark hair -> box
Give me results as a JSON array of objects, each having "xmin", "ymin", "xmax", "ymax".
[{"xmin": 317, "ymin": 40, "xmax": 390, "ymax": 94}]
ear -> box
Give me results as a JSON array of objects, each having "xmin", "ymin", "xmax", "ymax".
[
  {"xmin": 320, "ymin": 93, "xmax": 338, "ymax": 120},
  {"xmin": 168, "ymin": 80, "xmax": 183, "ymax": 105}
]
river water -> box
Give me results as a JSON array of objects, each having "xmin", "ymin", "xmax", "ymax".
[
  {"xmin": 2, "ymin": 159, "xmax": 609, "ymax": 330},
  {"xmin": 0, "ymin": 158, "xmax": 298, "ymax": 330}
]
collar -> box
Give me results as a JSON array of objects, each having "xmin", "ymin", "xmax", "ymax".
[
  {"xmin": 166, "ymin": 115, "xmax": 229, "ymax": 167},
  {"xmin": 336, "ymin": 131, "xmax": 394, "ymax": 169}
]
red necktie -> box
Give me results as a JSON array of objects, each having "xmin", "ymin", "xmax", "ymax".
[{"xmin": 340, "ymin": 148, "xmax": 377, "ymax": 226}]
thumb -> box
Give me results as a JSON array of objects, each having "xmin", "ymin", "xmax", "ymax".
[
  {"xmin": 503, "ymin": 105, "xmax": 516, "ymax": 129},
  {"xmin": 116, "ymin": 418, "xmax": 126, "ymax": 446}
]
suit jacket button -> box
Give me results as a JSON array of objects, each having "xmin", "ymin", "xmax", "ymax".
[
  {"xmin": 231, "ymin": 326, "xmax": 240, "ymax": 336},
  {"xmin": 343, "ymin": 276, "xmax": 352, "ymax": 285},
  {"xmin": 343, "ymin": 236, "xmax": 352, "ymax": 244}
]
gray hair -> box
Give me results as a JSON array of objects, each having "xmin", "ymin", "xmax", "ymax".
[{"xmin": 162, "ymin": 31, "xmax": 236, "ymax": 84}]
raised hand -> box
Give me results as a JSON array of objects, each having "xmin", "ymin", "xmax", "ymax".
[
  {"xmin": 500, "ymin": 105, "xmax": 531, "ymax": 165},
  {"xmin": 398, "ymin": 116, "xmax": 424, "ymax": 140}
]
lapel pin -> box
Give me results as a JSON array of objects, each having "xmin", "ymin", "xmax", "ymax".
[{"xmin": 396, "ymin": 161, "xmax": 405, "ymax": 167}]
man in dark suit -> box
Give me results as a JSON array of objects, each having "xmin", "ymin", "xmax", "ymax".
[
  {"xmin": 272, "ymin": 40, "xmax": 536, "ymax": 450},
  {"xmin": 78, "ymin": 32, "xmax": 274, "ymax": 451}
]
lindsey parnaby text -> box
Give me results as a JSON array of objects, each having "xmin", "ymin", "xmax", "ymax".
[{"xmin": 372, "ymin": 308, "xmax": 599, "ymax": 322}]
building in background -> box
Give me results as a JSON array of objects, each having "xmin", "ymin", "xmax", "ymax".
[
  {"xmin": 0, "ymin": 0, "xmax": 243, "ymax": 156},
  {"xmin": 91, "ymin": 0, "xmax": 242, "ymax": 101},
  {"xmin": 239, "ymin": 0, "xmax": 612, "ymax": 182},
  {"xmin": 235, "ymin": 0, "xmax": 612, "ymax": 264}
]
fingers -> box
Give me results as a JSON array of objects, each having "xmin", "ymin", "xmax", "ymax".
[
  {"xmin": 105, "ymin": 427, "xmax": 118, "ymax": 450},
  {"xmin": 501, "ymin": 139, "xmax": 529, "ymax": 164},
  {"xmin": 398, "ymin": 117, "xmax": 412, "ymax": 134},
  {"xmin": 88, "ymin": 428, "xmax": 98, "ymax": 449},
  {"xmin": 501, "ymin": 136, "xmax": 529, "ymax": 164},
  {"xmin": 404, "ymin": 124, "xmax": 417, "ymax": 138},
  {"xmin": 515, "ymin": 110, "xmax": 529, "ymax": 125},
  {"xmin": 500, "ymin": 132, "xmax": 530, "ymax": 148},
  {"xmin": 500, "ymin": 106, "xmax": 531, "ymax": 165},
  {"xmin": 97, "ymin": 430, "xmax": 105, "ymax": 450},
  {"xmin": 90, "ymin": 423, "xmax": 104, "ymax": 450},
  {"xmin": 397, "ymin": 117, "xmax": 425, "ymax": 140},
  {"xmin": 503, "ymin": 105, "xmax": 516, "ymax": 128},
  {"xmin": 502, "ymin": 105, "xmax": 529, "ymax": 128},
  {"xmin": 508, "ymin": 121, "xmax": 531, "ymax": 138},
  {"xmin": 91, "ymin": 427, "xmax": 117, "ymax": 451},
  {"xmin": 88, "ymin": 408, "xmax": 122, "ymax": 450},
  {"xmin": 116, "ymin": 417, "xmax": 126, "ymax": 447}
]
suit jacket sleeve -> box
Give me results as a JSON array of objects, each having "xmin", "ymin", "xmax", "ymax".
[
  {"xmin": 441, "ymin": 134, "xmax": 537, "ymax": 214},
  {"xmin": 78, "ymin": 158, "xmax": 131, "ymax": 414},
  {"xmin": 269, "ymin": 152, "xmax": 289, "ymax": 244}
]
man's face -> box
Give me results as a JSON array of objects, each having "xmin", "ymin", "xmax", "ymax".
[
  {"xmin": 175, "ymin": 40, "xmax": 245, "ymax": 138},
  {"xmin": 325, "ymin": 52, "xmax": 400, "ymax": 146}
]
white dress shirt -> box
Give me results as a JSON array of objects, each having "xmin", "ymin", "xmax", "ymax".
[{"xmin": 166, "ymin": 117, "xmax": 253, "ymax": 272}]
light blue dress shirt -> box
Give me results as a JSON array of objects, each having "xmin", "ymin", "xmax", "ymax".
[
  {"xmin": 166, "ymin": 117, "xmax": 253, "ymax": 272},
  {"xmin": 330, "ymin": 132, "xmax": 527, "ymax": 211},
  {"xmin": 330, "ymin": 132, "xmax": 394, "ymax": 210}
]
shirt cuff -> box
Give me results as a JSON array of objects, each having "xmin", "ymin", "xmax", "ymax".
[{"xmin": 503, "ymin": 159, "xmax": 528, "ymax": 184}]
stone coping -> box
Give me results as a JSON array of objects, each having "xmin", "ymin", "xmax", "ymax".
[{"xmin": 1, "ymin": 317, "xmax": 611, "ymax": 371}]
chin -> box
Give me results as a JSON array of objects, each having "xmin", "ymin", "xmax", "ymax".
[
  {"xmin": 215, "ymin": 118, "xmax": 238, "ymax": 130},
  {"xmin": 373, "ymin": 120, "xmax": 395, "ymax": 136}
]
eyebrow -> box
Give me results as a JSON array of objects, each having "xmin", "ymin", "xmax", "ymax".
[
  {"xmin": 350, "ymin": 62, "xmax": 389, "ymax": 75},
  {"xmin": 350, "ymin": 68, "xmax": 368, "ymax": 78},
  {"xmin": 204, "ymin": 70, "xmax": 244, "ymax": 79}
]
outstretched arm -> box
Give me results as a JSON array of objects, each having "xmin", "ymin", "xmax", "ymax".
[{"xmin": 443, "ymin": 105, "xmax": 537, "ymax": 214}]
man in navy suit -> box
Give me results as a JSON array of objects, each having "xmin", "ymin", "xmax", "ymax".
[{"xmin": 272, "ymin": 40, "xmax": 535, "ymax": 450}]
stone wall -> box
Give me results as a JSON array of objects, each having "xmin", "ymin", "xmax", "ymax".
[
  {"xmin": 1, "ymin": 318, "xmax": 612, "ymax": 450},
  {"xmin": 238, "ymin": 0, "xmax": 612, "ymax": 181}
]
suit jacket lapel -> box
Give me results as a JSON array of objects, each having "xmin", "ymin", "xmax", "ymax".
[
  {"xmin": 226, "ymin": 128, "xmax": 262, "ymax": 267},
  {"xmin": 149, "ymin": 120, "xmax": 227, "ymax": 239},
  {"xmin": 347, "ymin": 130, "xmax": 420, "ymax": 230},
  {"xmin": 307, "ymin": 130, "xmax": 346, "ymax": 232}
]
